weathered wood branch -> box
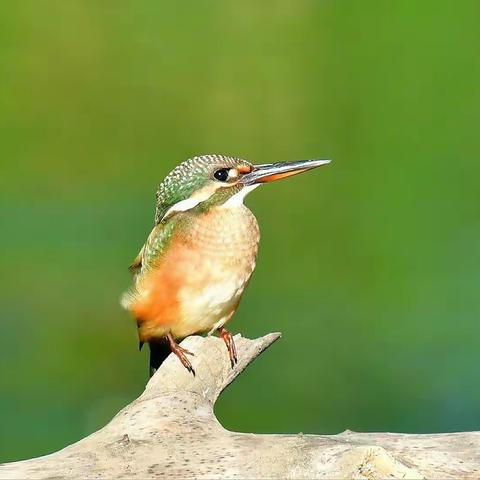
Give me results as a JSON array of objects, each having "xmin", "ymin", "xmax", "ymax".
[{"xmin": 1, "ymin": 333, "xmax": 479, "ymax": 479}]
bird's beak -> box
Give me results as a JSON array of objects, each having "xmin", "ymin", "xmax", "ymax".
[{"xmin": 240, "ymin": 159, "xmax": 331, "ymax": 185}]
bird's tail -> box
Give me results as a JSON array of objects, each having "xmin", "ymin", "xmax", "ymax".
[{"xmin": 148, "ymin": 340, "xmax": 171, "ymax": 378}]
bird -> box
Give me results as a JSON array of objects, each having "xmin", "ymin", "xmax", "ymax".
[{"xmin": 122, "ymin": 154, "xmax": 330, "ymax": 376}]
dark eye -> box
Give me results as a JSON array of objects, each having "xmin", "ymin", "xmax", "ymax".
[{"xmin": 213, "ymin": 168, "xmax": 229, "ymax": 182}]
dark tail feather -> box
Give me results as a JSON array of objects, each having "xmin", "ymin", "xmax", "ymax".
[{"xmin": 148, "ymin": 340, "xmax": 171, "ymax": 378}]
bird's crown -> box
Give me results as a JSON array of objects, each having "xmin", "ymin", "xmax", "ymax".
[{"xmin": 154, "ymin": 154, "xmax": 253, "ymax": 224}]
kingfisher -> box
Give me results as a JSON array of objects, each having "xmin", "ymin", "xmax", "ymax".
[{"xmin": 122, "ymin": 154, "xmax": 330, "ymax": 376}]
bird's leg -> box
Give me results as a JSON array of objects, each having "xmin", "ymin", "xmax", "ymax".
[
  {"xmin": 219, "ymin": 327, "xmax": 237, "ymax": 367},
  {"xmin": 166, "ymin": 332, "xmax": 195, "ymax": 375}
]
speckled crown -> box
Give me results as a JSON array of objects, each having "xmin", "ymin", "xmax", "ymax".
[{"xmin": 154, "ymin": 154, "xmax": 251, "ymax": 223}]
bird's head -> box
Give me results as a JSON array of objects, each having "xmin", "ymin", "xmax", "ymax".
[{"xmin": 155, "ymin": 154, "xmax": 330, "ymax": 224}]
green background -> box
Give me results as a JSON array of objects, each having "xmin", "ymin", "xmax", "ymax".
[{"xmin": 1, "ymin": 0, "xmax": 480, "ymax": 462}]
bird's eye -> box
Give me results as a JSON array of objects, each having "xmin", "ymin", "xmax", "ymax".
[{"xmin": 213, "ymin": 168, "xmax": 230, "ymax": 182}]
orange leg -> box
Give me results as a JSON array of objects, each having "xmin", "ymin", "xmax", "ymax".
[
  {"xmin": 219, "ymin": 327, "xmax": 237, "ymax": 367},
  {"xmin": 167, "ymin": 332, "xmax": 195, "ymax": 375}
]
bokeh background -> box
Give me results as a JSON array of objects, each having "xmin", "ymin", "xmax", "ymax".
[{"xmin": 1, "ymin": 0, "xmax": 480, "ymax": 463}]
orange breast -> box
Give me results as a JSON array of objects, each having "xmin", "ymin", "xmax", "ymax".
[
  {"xmin": 131, "ymin": 242, "xmax": 184, "ymax": 341},
  {"xmin": 131, "ymin": 205, "xmax": 260, "ymax": 342}
]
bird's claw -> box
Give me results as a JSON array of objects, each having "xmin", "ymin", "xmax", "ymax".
[
  {"xmin": 173, "ymin": 346, "xmax": 195, "ymax": 375},
  {"xmin": 167, "ymin": 334, "xmax": 196, "ymax": 375},
  {"xmin": 219, "ymin": 327, "xmax": 238, "ymax": 368}
]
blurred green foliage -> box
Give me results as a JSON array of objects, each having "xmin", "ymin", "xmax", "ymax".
[{"xmin": 1, "ymin": 0, "xmax": 480, "ymax": 463}]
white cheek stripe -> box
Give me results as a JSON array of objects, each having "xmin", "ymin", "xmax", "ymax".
[
  {"xmin": 162, "ymin": 183, "xmax": 259, "ymax": 220},
  {"xmin": 161, "ymin": 183, "xmax": 225, "ymax": 220},
  {"xmin": 162, "ymin": 197, "xmax": 204, "ymax": 220}
]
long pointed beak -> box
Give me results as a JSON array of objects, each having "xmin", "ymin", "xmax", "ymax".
[{"xmin": 240, "ymin": 159, "xmax": 331, "ymax": 185}]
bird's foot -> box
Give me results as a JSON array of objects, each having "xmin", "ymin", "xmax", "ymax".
[
  {"xmin": 219, "ymin": 327, "xmax": 237, "ymax": 367},
  {"xmin": 167, "ymin": 333, "xmax": 195, "ymax": 375}
]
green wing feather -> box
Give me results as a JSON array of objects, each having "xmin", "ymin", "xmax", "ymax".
[
  {"xmin": 121, "ymin": 219, "xmax": 177, "ymax": 311},
  {"xmin": 128, "ymin": 219, "xmax": 177, "ymax": 282}
]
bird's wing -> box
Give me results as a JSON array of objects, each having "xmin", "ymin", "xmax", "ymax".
[
  {"xmin": 128, "ymin": 221, "xmax": 176, "ymax": 280},
  {"xmin": 123, "ymin": 223, "xmax": 173, "ymax": 311},
  {"xmin": 129, "ymin": 246, "xmax": 144, "ymax": 276}
]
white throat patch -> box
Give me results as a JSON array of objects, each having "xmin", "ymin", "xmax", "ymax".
[{"xmin": 222, "ymin": 184, "xmax": 260, "ymax": 207}]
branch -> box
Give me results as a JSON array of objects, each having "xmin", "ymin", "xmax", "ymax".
[{"xmin": 1, "ymin": 333, "xmax": 479, "ymax": 479}]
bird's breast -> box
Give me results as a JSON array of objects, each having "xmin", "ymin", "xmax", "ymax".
[
  {"xmin": 181, "ymin": 205, "xmax": 260, "ymax": 272},
  {"xmin": 132, "ymin": 205, "xmax": 260, "ymax": 340}
]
